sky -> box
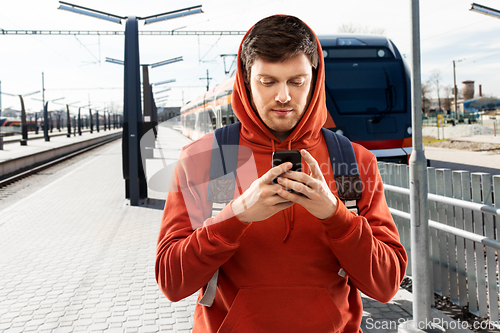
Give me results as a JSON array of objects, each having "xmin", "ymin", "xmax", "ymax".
[{"xmin": 1, "ymin": 0, "xmax": 499, "ymax": 116}]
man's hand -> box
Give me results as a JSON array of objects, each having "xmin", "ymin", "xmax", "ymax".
[
  {"xmin": 276, "ymin": 149, "xmax": 338, "ymax": 220},
  {"xmin": 231, "ymin": 162, "xmax": 294, "ymax": 223}
]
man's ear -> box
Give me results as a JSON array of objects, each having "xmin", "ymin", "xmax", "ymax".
[{"xmin": 243, "ymin": 68, "xmax": 250, "ymax": 89}]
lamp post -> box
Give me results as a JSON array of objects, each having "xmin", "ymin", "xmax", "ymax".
[
  {"xmin": 18, "ymin": 91, "xmax": 40, "ymax": 146},
  {"xmin": 96, "ymin": 109, "xmax": 100, "ymax": 132},
  {"xmin": 78, "ymin": 108, "xmax": 82, "ymax": 135},
  {"xmin": 59, "ymin": 1, "xmax": 202, "ymax": 206},
  {"xmin": 106, "ymin": 55, "xmax": 182, "ymax": 140},
  {"xmin": 89, "ymin": 109, "xmax": 93, "ymax": 133},
  {"xmin": 400, "ymin": 1, "xmax": 432, "ymax": 332},
  {"xmin": 33, "ymin": 97, "xmax": 65, "ymax": 141},
  {"xmin": 470, "ymin": 3, "xmax": 500, "ymax": 19},
  {"xmin": 0, "ymin": 90, "xmax": 41, "ymax": 145}
]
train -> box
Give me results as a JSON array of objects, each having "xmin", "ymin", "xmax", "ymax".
[
  {"xmin": 180, "ymin": 34, "xmax": 412, "ymax": 164},
  {"xmin": 0, "ymin": 117, "xmax": 22, "ymax": 135},
  {"xmin": 0, "ymin": 116, "xmax": 46, "ymax": 135}
]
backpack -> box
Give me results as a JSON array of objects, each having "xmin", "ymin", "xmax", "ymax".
[{"xmin": 198, "ymin": 122, "xmax": 362, "ymax": 306}]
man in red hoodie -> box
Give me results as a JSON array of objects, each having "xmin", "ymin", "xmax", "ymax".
[{"xmin": 156, "ymin": 15, "xmax": 407, "ymax": 332}]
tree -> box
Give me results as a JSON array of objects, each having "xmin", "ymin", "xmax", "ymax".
[
  {"xmin": 428, "ymin": 70, "xmax": 443, "ymax": 112},
  {"xmin": 337, "ymin": 23, "xmax": 385, "ymax": 35},
  {"xmin": 421, "ymin": 81, "xmax": 432, "ymax": 114},
  {"xmin": 442, "ymin": 85, "xmax": 453, "ymax": 113}
]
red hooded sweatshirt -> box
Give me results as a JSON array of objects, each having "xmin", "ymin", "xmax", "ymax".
[{"xmin": 156, "ymin": 16, "xmax": 407, "ymax": 333}]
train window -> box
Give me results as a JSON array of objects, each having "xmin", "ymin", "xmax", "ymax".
[
  {"xmin": 209, "ymin": 111, "xmax": 216, "ymax": 130},
  {"xmin": 222, "ymin": 116, "xmax": 227, "ymax": 126},
  {"xmin": 228, "ymin": 116, "xmax": 235, "ymax": 125},
  {"xmin": 323, "ymin": 47, "xmax": 393, "ymax": 59},
  {"xmin": 324, "ymin": 60, "xmax": 405, "ymax": 115},
  {"xmin": 202, "ymin": 111, "xmax": 211, "ymax": 133}
]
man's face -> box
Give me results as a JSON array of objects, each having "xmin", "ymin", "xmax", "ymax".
[{"xmin": 249, "ymin": 53, "xmax": 314, "ymax": 141}]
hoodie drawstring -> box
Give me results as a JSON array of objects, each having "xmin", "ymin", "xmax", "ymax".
[{"xmin": 283, "ymin": 140, "xmax": 295, "ymax": 242}]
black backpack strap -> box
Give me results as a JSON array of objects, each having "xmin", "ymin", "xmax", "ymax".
[
  {"xmin": 321, "ymin": 128, "xmax": 362, "ymax": 214},
  {"xmin": 207, "ymin": 122, "xmax": 241, "ymax": 203},
  {"xmin": 201, "ymin": 123, "xmax": 241, "ymax": 308}
]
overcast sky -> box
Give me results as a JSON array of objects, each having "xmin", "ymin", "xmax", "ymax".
[{"xmin": 1, "ymin": 0, "xmax": 499, "ymax": 115}]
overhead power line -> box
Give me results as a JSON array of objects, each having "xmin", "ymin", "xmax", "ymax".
[{"xmin": 1, "ymin": 30, "xmax": 246, "ymax": 36}]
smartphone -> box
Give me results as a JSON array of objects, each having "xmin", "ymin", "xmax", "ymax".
[{"xmin": 272, "ymin": 150, "xmax": 302, "ymax": 185}]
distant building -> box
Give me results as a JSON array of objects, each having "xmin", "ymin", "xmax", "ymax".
[
  {"xmin": 463, "ymin": 97, "xmax": 500, "ymax": 113},
  {"xmin": 462, "ymin": 80, "xmax": 475, "ymax": 100},
  {"xmin": 450, "ymin": 81, "xmax": 500, "ymax": 116}
]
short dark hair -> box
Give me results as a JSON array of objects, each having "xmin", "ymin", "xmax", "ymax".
[{"xmin": 240, "ymin": 15, "xmax": 319, "ymax": 84}]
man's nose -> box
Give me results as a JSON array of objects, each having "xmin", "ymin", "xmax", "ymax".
[{"xmin": 275, "ymin": 84, "xmax": 291, "ymax": 104}]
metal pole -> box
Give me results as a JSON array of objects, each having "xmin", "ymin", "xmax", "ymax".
[
  {"xmin": 96, "ymin": 111, "xmax": 100, "ymax": 132},
  {"xmin": 89, "ymin": 109, "xmax": 93, "ymax": 133},
  {"xmin": 42, "ymin": 72, "xmax": 45, "ymax": 111},
  {"xmin": 123, "ymin": 16, "xmax": 142, "ymax": 206},
  {"xmin": 406, "ymin": 0, "xmax": 433, "ymax": 331},
  {"xmin": 78, "ymin": 108, "xmax": 82, "ymax": 136},
  {"xmin": 103, "ymin": 111, "xmax": 107, "ymax": 131},
  {"xmin": 43, "ymin": 102, "xmax": 50, "ymax": 142},
  {"xmin": 19, "ymin": 95, "xmax": 28, "ymax": 146},
  {"xmin": 66, "ymin": 104, "xmax": 71, "ymax": 138},
  {"xmin": 453, "ymin": 60, "xmax": 458, "ymax": 122}
]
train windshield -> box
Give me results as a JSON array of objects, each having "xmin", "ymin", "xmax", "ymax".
[{"xmin": 324, "ymin": 59, "xmax": 406, "ymax": 115}]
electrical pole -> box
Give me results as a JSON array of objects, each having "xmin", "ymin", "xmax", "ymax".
[
  {"xmin": 200, "ymin": 69, "xmax": 212, "ymax": 91},
  {"xmin": 42, "ymin": 72, "xmax": 45, "ymax": 111},
  {"xmin": 453, "ymin": 60, "xmax": 457, "ymax": 121},
  {"xmin": 452, "ymin": 59, "xmax": 465, "ymax": 122}
]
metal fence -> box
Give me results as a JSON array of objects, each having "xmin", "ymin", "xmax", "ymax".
[
  {"xmin": 378, "ymin": 162, "xmax": 500, "ymax": 323},
  {"xmin": 422, "ymin": 113, "xmax": 481, "ymax": 127}
]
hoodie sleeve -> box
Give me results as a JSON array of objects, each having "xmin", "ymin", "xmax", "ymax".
[
  {"xmin": 155, "ymin": 147, "xmax": 251, "ymax": 302},
  {"xmin": 320, "ymin": 152, "xmax": 407, "ymax": 303}
]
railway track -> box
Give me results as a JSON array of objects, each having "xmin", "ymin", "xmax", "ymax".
[{"xmin": 0, "ymin": 133, "xmax": 121, "ymax": 189}]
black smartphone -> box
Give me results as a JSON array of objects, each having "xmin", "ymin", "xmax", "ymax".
[{"xmin": 272, "ymin": 150, "xmax": 302, "ymax": 184}]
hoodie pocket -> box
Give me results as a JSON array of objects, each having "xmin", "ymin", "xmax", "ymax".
[{"xmin": 217, "ymin": 286, "xmax": 343, "ymax": 333}]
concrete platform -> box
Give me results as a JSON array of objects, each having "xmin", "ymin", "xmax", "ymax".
[
  {"xmin": 1, "ymin": 128, "xmax": 93, "ymax": 144},
  {"xmin": 0, "ymin": 140, "xmax": 197, "ymax": 333},
  {"xmin": 0, "ymin": 128, "xmax": 122, "ymax": 179},
  {"xmin": 0, "ymin": 126, "xmax": 471, "ymax": 332}
]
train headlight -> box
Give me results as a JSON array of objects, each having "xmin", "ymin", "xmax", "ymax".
[{"xmin": 407, "ymin": 127, "xmax": 412, "ymax": 135}]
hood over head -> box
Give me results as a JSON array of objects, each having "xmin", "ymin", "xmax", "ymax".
[{"xmin": 231, "ymin": 15, "xmax": 327, "ymax": 150}]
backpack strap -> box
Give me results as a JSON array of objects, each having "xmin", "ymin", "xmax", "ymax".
[
  {"xmin": 321, "ymin": 128, "xmax": 362, "ymax": 214},
  {"xmin": 200, "ymin": 123, "xmax": 241, "ymax": 307},
  {"xmin": 207, "ymin": 122, "xmax": 241, "ymax": 204}
]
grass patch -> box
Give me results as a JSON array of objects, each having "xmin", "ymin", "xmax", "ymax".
[{"xmin": 422, "ymin": 136, "xmax": 449, "ymax": 145}]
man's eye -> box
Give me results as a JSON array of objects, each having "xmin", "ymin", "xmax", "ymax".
[
  {"xmin": 261, "ymin": 81, "xmax": 274, "ymax": 86},
  {"xmin": 290, "ymin": 80, "xmax": 304, "ymax": 86}
]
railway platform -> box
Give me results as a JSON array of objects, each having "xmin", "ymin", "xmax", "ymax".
[
  {"xmin": 0, "ymin": 126, "xmax": 471, "ymax": 333},
  {"xmin": 0, "ymin": 128, "xmax": 122, "ymax": 179}
]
